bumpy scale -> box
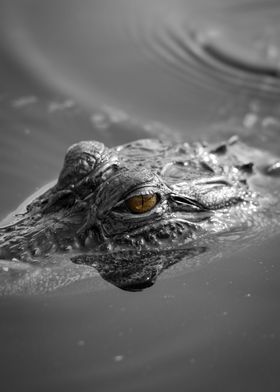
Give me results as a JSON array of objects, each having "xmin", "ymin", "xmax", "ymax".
[{"xmin": 0, "ymin": 137, "xmax": 279, "ymax": 290}]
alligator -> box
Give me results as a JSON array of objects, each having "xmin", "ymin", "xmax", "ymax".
[{"xmin": 0, "ymin": 137, "xmax": 280, "ymax": 291}]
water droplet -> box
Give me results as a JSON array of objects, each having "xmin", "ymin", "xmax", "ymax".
[
  {"xmin": 114, "ymin": 355, "xmax": 124, "ymax": 362},
  {"xmin": 33, "ymin": 248, "xmax": 41, "ymax": 257},
  {"xmin": 243, "ymin": 113, "xmax": 258, "ymax": 129},
  {"xmin": 77, "ymin": 340, "xmax": 85, "ymax": 347},
  {"xmin": 266, "ymin": 161, "xmax": 280, "ymax": 176},
  {"xmin": 90, "ymin": 113, "xmax": 110, "ymax": 130},
  {"xmin": 12, "ymin": 96, "xmax": 38, "ymax": 108},
  {"xmin": 262, "ymin": 117, "xmax": 279, "ymax": 128},
  {"xmin": 48, "ymin": 99, "xmax": 75, "ymax": 113}
]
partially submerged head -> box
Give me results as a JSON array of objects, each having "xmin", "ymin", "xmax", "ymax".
[
  {"xmin": 55, "ymin": 139, "xmax": 255, "ymax": 251},
  {"xmin": 35, "ymin": 139, "xmax": 235, "ymax": 253},
  {"xmin": 0, "ymin": 138, "xmax": 265, "ymax": 290}
]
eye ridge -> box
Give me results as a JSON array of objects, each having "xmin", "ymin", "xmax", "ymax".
[{"xmin": 126, "ymin": 194, "xmax": 158, "ymax": 214}]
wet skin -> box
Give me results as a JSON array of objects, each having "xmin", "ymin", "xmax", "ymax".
[{"xmin": 0, "ymin": 137, "xmax": 279, "ymax": 290}]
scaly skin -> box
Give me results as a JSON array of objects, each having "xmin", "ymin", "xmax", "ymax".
[{"xmin": 0, "ymin": 137, "xmax": 279, "ymax": 290}]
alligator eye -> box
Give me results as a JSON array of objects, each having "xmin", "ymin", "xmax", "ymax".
[{"xmin": 126, "ymin": 194, "xmax": 158, "ymax": 214}]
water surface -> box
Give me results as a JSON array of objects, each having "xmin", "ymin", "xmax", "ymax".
[{"xmin": 0, "ymin": 0, "xmax": 280, "ymax": 391}]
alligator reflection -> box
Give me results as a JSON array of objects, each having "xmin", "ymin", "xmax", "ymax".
[{"xmin": 72, "ymin": 246, "xmax": 207, "ymax": 291}]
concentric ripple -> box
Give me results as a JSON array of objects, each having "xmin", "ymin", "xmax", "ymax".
[{"xmin": 132, "ymin": 2, "xmax": 280, "ymax": 99}]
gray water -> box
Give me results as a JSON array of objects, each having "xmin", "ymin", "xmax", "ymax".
[{"xmin": 0, "ymin": 0, "xmax": 280, "ymax": 391}]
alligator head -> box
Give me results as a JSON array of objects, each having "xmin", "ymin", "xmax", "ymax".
[{"xmin": 0, "ymin": 138, "xmax": 278, "ymax": 291}]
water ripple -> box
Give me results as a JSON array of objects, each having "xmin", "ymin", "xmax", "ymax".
[{"xmin": 137, "ymin": 10, "xmax": 280, "ymax": 99}]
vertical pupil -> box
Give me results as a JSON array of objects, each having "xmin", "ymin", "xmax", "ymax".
[{"xmin": 126, "ymin": 194, "xmax": 157, "ymax": 213}]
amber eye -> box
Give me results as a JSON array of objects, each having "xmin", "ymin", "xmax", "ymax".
[{"xmin": 126, "ymin": 194, "xmax": 158, "ymax": 214}]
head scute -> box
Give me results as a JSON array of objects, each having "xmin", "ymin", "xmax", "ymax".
[{"xmin": 57, "ymin": 141, "xmax": 108, "ymax": 188}]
